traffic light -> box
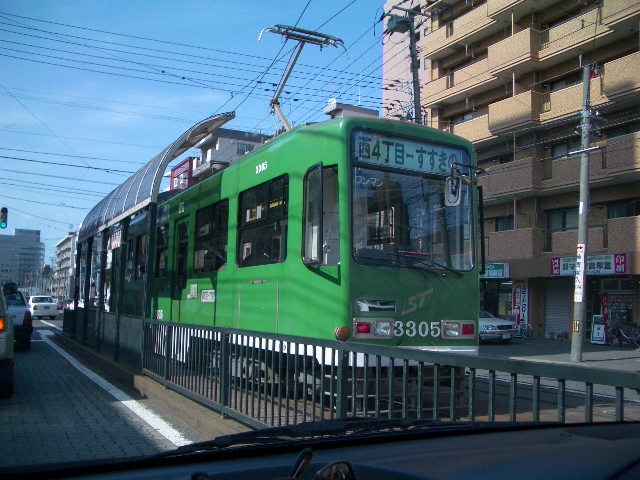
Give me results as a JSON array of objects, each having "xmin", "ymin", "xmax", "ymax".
[{"xmin": 0, "ymin": 207, "xmax": 7, "ymax": 229}]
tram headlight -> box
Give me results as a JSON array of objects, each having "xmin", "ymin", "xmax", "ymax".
[
  {"xmin": 443, "ymin": 321, "xmax": 461, "ymax": 337},
  {"xmin": 374, "ymin": 321, "xmax": 392, "ymax": 337}
]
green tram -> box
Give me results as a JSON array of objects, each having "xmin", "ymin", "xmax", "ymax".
[{"xmin": 127, "ymin": 116, "xmax": 480, "ymax": 356}]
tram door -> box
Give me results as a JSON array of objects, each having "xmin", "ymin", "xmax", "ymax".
[{"xmin": 171, "ymin": 220, "xmax": 189, "ymax": 322}]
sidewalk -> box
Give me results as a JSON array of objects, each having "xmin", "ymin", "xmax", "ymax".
[{"xmin": 480, "ymin": 338, "xmax": 640, "ymax": 373}]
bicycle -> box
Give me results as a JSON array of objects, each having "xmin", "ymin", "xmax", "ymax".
[
  {"xmin": 606, "ymin": 319, "xmax": 640, "ymax": 347},
  {"xmin": 518, "ymin": 322, "xmax": 533, "ymax": 340}
]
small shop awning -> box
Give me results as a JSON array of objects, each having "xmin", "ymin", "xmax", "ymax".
[{"xmin": 78, "ymin": 112, "xmax": 235, "ymax": 243}]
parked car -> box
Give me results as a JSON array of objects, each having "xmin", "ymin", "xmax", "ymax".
[
  {"xmin": 4, "ymin": 283, "xmax": 32, "ymax": 350},
  {"xmin": 0, "ymin": 285, "xmax": 15, "ymax": 398},
  {"xmin": 28, "ymin": 295, "xmax": 58, "ymax": 320},
  {"xmin": 479, "ymin": 309, "xmax": 518, "ymax": 344},
  {"xmin": 56, "ymin": 300, "xmax": 63, "ymax": 310}
]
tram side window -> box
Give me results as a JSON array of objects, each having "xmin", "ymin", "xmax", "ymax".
[
  {"xmin": 135, "ymin": 234, "xmax": 147, "ymax": 280},
  {"xmin": 125, "ymin": 238, "xmax": 134, "ymax": 282},
  {"xmin": 155, "ymin": 225, "xmax": 169, "ymax": 278},
  {"xmin": 238, "ymin": 175, "xmax": 288, "ymax": 268},
  {"xmin": 194, "ymin": 199, "xmax": 229, "ymax": 273},
  {"xmin": 303, "ymin": 165, "xmax": 339, "ymax": 266},
  {"xmin": 176, "ymin": 222, "xmax": 189, "ymax": 289}
]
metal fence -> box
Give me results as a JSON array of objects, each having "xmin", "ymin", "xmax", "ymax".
[
  {"xmin": 63, "ymin": 308, "xmax": 143, "ymax": 368},
  {"xmin": 142, "ymin": 320, "xmax": 640, "ymax": 430}
]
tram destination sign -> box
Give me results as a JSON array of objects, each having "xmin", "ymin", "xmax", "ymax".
[{"xmin": 351, "ymin": 130, "xmax": 468, "ymax": 174}]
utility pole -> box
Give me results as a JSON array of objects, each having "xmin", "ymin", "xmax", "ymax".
[
  {"xmin": 385, "ymin": 6, "xmax": 430, "ymax": 124},
  {"xmin": 570, "ymin": 63, "xmax": 594, "ymax": 363}
]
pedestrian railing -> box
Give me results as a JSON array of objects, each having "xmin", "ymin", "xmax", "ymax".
[{"xmin": 141, "ymin": 320, "xmax": 640, "ymax": 430}]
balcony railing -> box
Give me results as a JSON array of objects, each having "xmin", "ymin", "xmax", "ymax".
[
  {"xmin": 450, "ymin": 114, "xmax": 496, "ymax": 144},
  {"xmin": 488, "ymin": 91, "xmax": 541, "ymax": 133},
  {"xmin": 544, "ymin": 225, "xmax": 608, "ymax": 253},
  {"xmin": 485, "ymin": 228, "xmax": 545, "ymax": 261},
  {"xmin": 539, "ymin": 8, "xmax": 606, "ymax": 59},
  {"xmin": 487, "ymin": 28, "xmax": 541, "ymax": 75},
  {"xmin": 477, "ymin": 157, "xmax": 542, "ymax": 200}
]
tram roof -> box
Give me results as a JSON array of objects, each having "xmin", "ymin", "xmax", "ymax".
[{"xmin": 78, "ymin": 112, "xmax": 235, "ymax": 243}]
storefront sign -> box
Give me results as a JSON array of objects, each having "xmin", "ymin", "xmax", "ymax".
[
  {"xmin": 110, "ymin": 230, "xmax": 121, "ymax": 249},
  {"xmin": 511, "ymin": 279, "xmax": 529, "ymax": 327},
  {"xmin": 591, "ymin": 315, "xmax": 606, "ymax": 344},
  {"xmin": 550, "ymin": 253, "xmax": 627, "ymax": 276},
  {"xmin": 480, "ymin": 263, "xmax": 510, "ymax": 279}
]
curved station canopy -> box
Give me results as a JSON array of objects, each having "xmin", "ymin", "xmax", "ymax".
[{"xmin": 78, "ymin": 112, "xmax": 235, "ymax": 243}]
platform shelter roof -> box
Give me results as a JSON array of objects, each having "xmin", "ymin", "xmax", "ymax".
[{"xmin": 78, "ymin": 112, "xmax": 235, "ymax": 243}]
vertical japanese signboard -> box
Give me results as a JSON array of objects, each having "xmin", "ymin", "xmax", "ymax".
[{"xmin": 512, "ymin": 279, "xmax": 529, "ymax": 327}]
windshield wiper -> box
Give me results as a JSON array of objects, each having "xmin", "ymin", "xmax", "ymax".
[
  {"xmin": 153, "ymin": 418, "xmax": 487, "ymax": 458},
  {"xmin": 414, "ymin": 257, "xmax": 463, "ymax": 278}
]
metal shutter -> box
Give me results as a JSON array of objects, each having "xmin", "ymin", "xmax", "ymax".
[{"xmin": 544, "ymin": 279, "xmax": 571, "ymax": 337}]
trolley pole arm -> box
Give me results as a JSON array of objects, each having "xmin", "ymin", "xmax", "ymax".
[{"xmin": 271, "ymin": 43, "xmax": 305, "ymax": 131}]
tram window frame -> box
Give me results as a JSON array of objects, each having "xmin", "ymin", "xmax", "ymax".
[
  {"xmin": 237, "ymin": 175, "xmax": 289, "ymax": 268},
  {"xmin": 303, "ymin": 165, "xmax": 340, "ymax": 266},
  {"xmin": 155, "ymin": 225, "xmax": 169, "ymax": 278},
  {"xmin": 194, "ymin": 199, "xmax": 229, "ymax": 273}
]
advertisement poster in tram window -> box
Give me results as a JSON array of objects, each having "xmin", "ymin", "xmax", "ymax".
[{"xmin": 512, "ymin": 280, "xmax": 529, "ymax": 327}]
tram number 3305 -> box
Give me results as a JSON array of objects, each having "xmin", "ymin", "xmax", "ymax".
[{"xmin": 394, "ymin": 321, "xmax": 441, "ymax": 338}]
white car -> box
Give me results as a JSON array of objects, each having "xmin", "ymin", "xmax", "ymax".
[
  {"xmin": 479, "ymin": 309, "xmax": 518, "ymax": 344},
  {"xmin": 28, "ymin": 295, "xmax": 58, "ymax": 320}
]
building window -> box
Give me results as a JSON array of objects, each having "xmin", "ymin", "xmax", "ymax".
[
  {"xmin": 495, "ymin": 216, "xmax": 514, "ymax": 232},
  {"xmin": 498, "ymin": 153, "xmax": 514, "ymax": 164},
  {"xmin": 549, "ymin": 71, "xmax": 582, "ymax": 91},
  {"xmin": 238, "ymin": 175, "xmax": 288, "ymax": 268},
  {"xmin": 236, "ymin": 143, "xmax": 254, "ymax": 155},
  {"xmin": 607, "ymin": 122, "xmax": 640, "ymax": 139},
  {"xmin": 450, "ymin": 111, "xmax": 473, "ymax": 126},
  {"xmin": 547, "ymin": 208, "xmax": 578, "ymax": 233},
  {"xmin": 550, "ymin": 137, "xmax": 580, "ymax": 157},
  {"xmin": 194, "ymin": 200, "xmax": 229, "ymax": 273},
  {"xmin": 608, "ymin": 198, "xmax": 640, "ymax": 219}
]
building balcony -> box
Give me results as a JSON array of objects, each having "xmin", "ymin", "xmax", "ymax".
[
  {"xmin": 608, "ymin": 216, "xmax": 640, "ymax": 253},
  {"xmin": 485, "ymin": 228, "xmax": 545, "ymax": 261},
  {"xmin": 540, "ymin": 147, "xmax": 607, "ymax": 191},
  {"xmin": 603, "ymin": 131, "xmax": 640, "ymax": 175},
  {"xmin": 601, "ymin": 51, "xmax": 640, "ymax": 100},
  {"xmin": 488, "ymin": 91, "xmax": 541, "ymax": 133},
  {"xmin": 546, "ymin": 226, "xmax": 609, "ymax": 255},
  {"xmin": 478, "ymin": 157, "xmax": 542, "ymax": 201},
  {"xmin": 538, "ymin": 8, "xmax": 611, "ymax": 62},
  {"xmin": 423, "ymin": 58, "xmax": 501, "ymax": 106},
  {"xmin": 424, "ymin": 5, "xmax": 499, "ymax": 60},
  {"xmin": 450, "ymin": 114, "xmax": 496, "ymax": 144},
  {"xmin": 487, "ymin": 0, "xmax": 558, "ymax": 19},
  {"xmin": 602, "ymin": 0, "xmax": 640, "ymax": 29},
  {"xmin": 487, "ymin": 28, "xmax": 541, "ymax": 76}
]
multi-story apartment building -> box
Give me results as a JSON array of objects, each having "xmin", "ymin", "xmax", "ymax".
[
  {"xmin": 191, "ymin": 128, "xmax": 270, "ymax": 182},
  {"xmin": 52, "ymin": 231, "xmax": 77, "ymax": 300},
  {"xmin": 0, "ymin": 229, "xmax": 45, "ymax": 290},
  {"xmin": 384, "ymin": 0, "xmax": 640, "ymax": 338}
]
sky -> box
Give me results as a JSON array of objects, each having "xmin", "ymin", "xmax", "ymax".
[{"xmin": 0, "ymin": 0, "xmax": 390, "ymax": 262}]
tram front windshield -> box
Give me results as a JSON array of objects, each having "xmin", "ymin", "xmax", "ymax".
[{"xmin": 351, "ymin": 132, "xmax": 473, "ymax": 273}]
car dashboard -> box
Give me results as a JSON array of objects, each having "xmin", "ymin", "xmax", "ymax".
[{"xmin": 8, "ymin": 422, "xmax": 640, "ymax": 480}]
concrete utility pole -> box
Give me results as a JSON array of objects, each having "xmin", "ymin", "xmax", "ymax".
[
  {"xmin": 570, "ymin": 64, "xmax": 594, "ymax": 363},
  {"xmin": 385, "ymin": 6, "xmax": 430, "ymax": 125}
]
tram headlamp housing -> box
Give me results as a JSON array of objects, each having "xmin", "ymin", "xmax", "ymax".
[
  {"xmin": 335, "ymin": 326, "xmax": 351, "ymax": 341},
  {"xmin": 442, "ymin": 321, "xmax": 475, "ymax": 338},
  {"xmin": 353, "ymin": 318, "xmax": 393, "ymax": 339}
]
